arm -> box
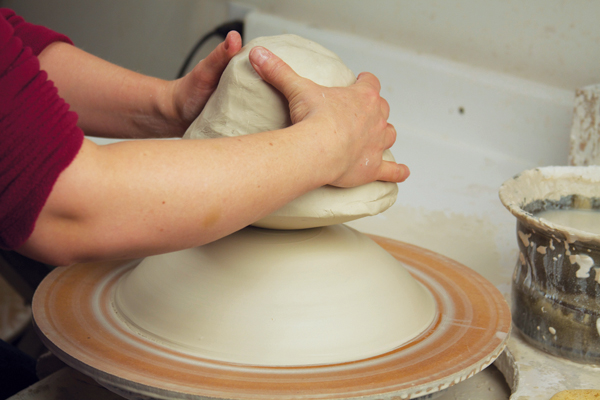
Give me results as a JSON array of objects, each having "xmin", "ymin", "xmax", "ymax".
[
  {"xmin": 18, "ymin": 46, "xmax": 408, "ymax": 266},
  {"xmin": 37, "ymin": 31, "xmax": 242, "ymax": 139}
]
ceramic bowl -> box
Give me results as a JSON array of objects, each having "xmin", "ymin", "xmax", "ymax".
[{"xmin": 499, "ymin": 166, "xmax": 600, "ymax": 364}]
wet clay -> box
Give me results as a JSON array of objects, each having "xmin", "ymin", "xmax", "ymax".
[
  {"xmin": 183, "ymin": 34, "xmax": 398, "ymax": 229},
  {"xmin": 114, "ymin": 225, "xmax": 436, "ymax": 366}
]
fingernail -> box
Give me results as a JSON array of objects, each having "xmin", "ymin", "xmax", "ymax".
[
  {"xmin": 251, "ymin": 47, "xmax": 270, "ymax": 67},
  {"xmin": 401, "ymin": 165, "xmax": 411, "ymax": 181},
  {"xmin": 224, "ymin": 33, "xmax": 230, "ymax": 51}
]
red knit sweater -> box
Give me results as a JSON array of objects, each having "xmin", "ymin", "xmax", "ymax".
[{"xmin": 0, "ymin": 9, "xmax": 84, "ymax": 250}]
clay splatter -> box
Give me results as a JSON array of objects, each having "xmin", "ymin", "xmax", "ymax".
[
  {"xmin": 569, "ymin": 254, "xmax": 595, "ymax": 278},
  {"xmin": 537, "ymin": 246, "xmax": 547, "ymax": 254},
  {"xmin": 518, "ymin": 231, "xmax": 531, "ymax": 247}
]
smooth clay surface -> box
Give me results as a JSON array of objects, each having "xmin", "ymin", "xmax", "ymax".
[
  {"xmin": 114, "ymin": 224, "xmax": 436, "ymax": 366},
  {"xmin": 184, "ymin": 34, "xmax": 398, "ymax": 229}
]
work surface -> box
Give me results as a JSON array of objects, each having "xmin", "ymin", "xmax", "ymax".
[{"xmin": 9, "ymin": 364, "xmax": 510, "ymax": 400}]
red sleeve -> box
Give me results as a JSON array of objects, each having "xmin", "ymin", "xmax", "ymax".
[
  {"xmin": 0, "ymin": 11, "xmax": 84, "ymax": 250},
  {"xmin": 0, "ymin": 8, "xmax": 73, "ymax": 55}
]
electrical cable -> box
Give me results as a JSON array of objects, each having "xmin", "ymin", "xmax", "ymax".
[{"xmin": 176, "ymin": 20, "xmax": 244, "ymax": 79}]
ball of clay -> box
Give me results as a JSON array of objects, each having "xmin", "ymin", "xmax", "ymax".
[{"xmin": 184, "ymin": 34, "xmax": 398, "ymax": 229}]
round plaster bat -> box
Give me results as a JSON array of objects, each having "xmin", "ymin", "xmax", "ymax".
[{"xmin": 184, "ymin": 34, "xmax": 398, "ymax": 229}]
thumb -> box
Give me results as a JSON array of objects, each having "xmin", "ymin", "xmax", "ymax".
[
  {"xmin": 249, "ymin": 46, "xmax": 308, "ymax": 101},
  {"xmin": 377, "ymin": 162, "xmax": 411, "ymax": 183}
]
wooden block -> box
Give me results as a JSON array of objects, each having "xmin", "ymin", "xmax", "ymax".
[{"xmin": 550, "ymin": 389, "xmax": 600, "ymax": 400}]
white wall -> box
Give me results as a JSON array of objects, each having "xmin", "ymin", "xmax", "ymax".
[
  {"xmin": 236, "ymin": 0, "xmax": 600, "ymax": 91},
  {"xmin": 0, "ymin": 0, "xmax": 600, "ymax": 89},
  {"xmin": 0, "ymin": 0, "xmax": 230, "ymax": 80},
  {"xmin": 3, "ymin": 0, "xmax": 600, "ymax": 90}
]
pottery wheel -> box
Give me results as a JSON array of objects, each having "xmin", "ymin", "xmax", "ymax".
[{"xmin": 33, "ymin": 235, "xmax": 510, "ymax": 400}]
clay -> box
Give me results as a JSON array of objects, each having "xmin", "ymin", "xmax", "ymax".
[
  {"xmin": 184, "ymin": 34, "xmax": 356, "ymax": 140},
  {"xmin": 114, "ymin": 224, "xmax": 436, "ymax": 366},
  {"xmin": 183, "ymin": 34, "xmax": 398, "ymax": 229}
]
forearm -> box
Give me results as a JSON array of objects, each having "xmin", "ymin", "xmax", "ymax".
[
  {"xmin": 19, "ymin": 125, "xmax": 334, "ymax": 265},
  {"xmin": 20, "ymin": 42, "xmax": 407, "ymax": 265},
  {"xmin": 38, "ymin": 42, "xmax": 182, "ymax": 139}
]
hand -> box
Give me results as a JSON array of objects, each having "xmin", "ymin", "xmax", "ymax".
[
  {"xmin": 170, "ymin": 31, "xmax": 243, "ymax": 130},
  {"xmin": 37, "ymin": 32, "xmax": 242, "ymax": 139},
  {"xmin": 248, "ymin": 46, "xmax": 409, "ymax": 188}
]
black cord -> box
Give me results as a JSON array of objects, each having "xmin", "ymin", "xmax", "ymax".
[{"xmin": 176, "ymin": 20, "xmax": 244, "ymax": 79}]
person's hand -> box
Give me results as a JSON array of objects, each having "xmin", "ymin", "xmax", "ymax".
[
  {"xmin": 248, "ymin": 46, "xmax": 409, "ymax": 188},
  {"xmin": 169, "ymin": 31, "xmax": 243, "ymax": 130}
]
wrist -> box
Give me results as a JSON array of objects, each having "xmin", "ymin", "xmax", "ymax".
[
  {"xmin": 150, "ymin": 79, "xmax": 189, "ymax": 138},
  {"xmin": 286, "ymin": 118, "xmax": 346, "ymax": 187}
]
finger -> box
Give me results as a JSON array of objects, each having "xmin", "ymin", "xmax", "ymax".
[
  {"xmin": 209, "ymin": 30, "xmax": 242, "ymax": 65},
  {"xmin": 356, "ymin": 72, "xmax": 381, "ymax": 92},
  {"xmin": 381, "ymin": 97, "xmax": 390, "ymax": 118},
  {"xmin": 192, "ymin": 31, "xmax": 242, "ymax": 84},
  {"xmin": 249, "ymin": 46, "xmax": 308, "ymax": 101},
  {"xmin": 377, "ymin": 161, "xmax": 410, "ymax": 183},
  {"xmin": 385, "ymin": 123, "xmax": 397, "ymax": 149},
  {"xmin": 223, "ymin": 30, "xmax": 242, "ymax": 53}
]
